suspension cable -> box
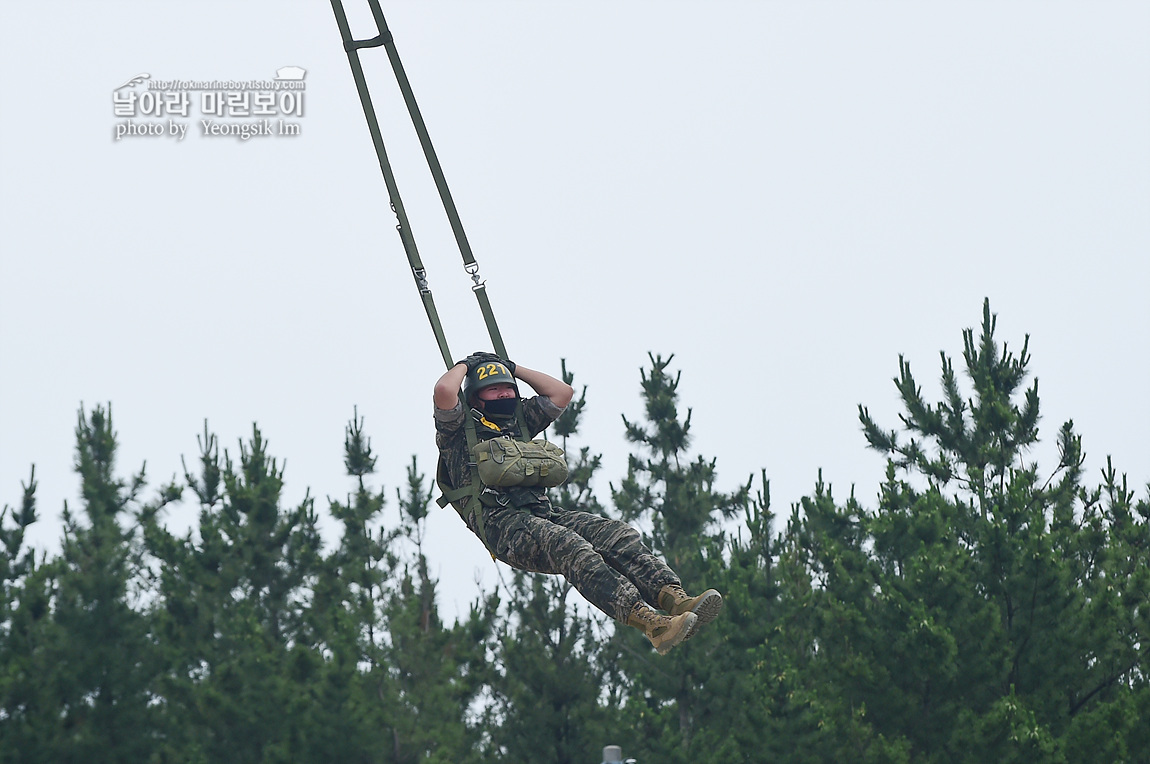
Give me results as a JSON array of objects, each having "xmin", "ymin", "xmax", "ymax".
[{"xmin": 329, "ymin": 0, "xmax": 510, "ymax": 364}]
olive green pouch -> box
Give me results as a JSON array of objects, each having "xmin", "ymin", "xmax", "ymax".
[{"xmin": 472, "ymin": 438, "xmax": 568, "ymax": 488}]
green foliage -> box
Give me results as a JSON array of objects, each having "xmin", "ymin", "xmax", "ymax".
[
  {"xmin": 1, "ymin": 406, "xmax": 177, "ymax": 762},
  {"xmin": 0, "ymin": 467, "xmax": 38, "ymax": 595},
  {"xmin": 376, "ymin": 454, "xmax": 489, "ymax": 764},
  {"xmin": 144, "ymin": 421, "xmax": 332, "ymax": 762},
  {"xmin": 786, "ymin": 299, "xmax": 1150, "ymax": 762},
  {"xmin": 608, "ymin": 354, "xmax": 759, "ymax": 762},
  {"xmin": 481, "ymin": 574, "xmax": 624, "ymax": 763},
  {"xmin": 614, "ymin": 352, "xmax": 749, "ymax": 570},
  {"xmin": 0, "ymin": 467, "xmax": 40, "ymax": 757},
  {"xmin": 552, "ymin": 359, "xmax": 605, "ymax": 518},
  {"xmin": 1, "ymin": 304, "xmax": 1146, "ymax": 763}
]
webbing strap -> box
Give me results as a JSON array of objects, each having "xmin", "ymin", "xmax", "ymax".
[
  {"xmin": 331, "ymin": 0, "xmax": 529, "ymax": 434},
  {"xmin": 433, "ymin": 413, "xmax": 496, "ymax": 558},
  {"xmin": 359, "ymin": 0, "xmax": 511, "ymax": 360},
  {"xmin": 329, "ymin": 0, "xmax": 454, "ymax": 369},
  {"xmin": 331, "ymin": 0, "xmax": 511, "ymax": 368},
  {"xmin": 460, "ymin": 412, "xmax": 493, "ymax": 555}
]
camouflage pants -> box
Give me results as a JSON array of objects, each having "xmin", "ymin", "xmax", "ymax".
[{"xmin": 470, "ymin": 493, "xmax": 680, "ymax": 623}]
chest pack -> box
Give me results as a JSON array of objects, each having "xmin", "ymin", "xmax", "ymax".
[
  {"xmin": 472, "ymin": 437, "xmax": 568, "ymax": 488},
  {"xmin": 435, "ymin": 406, "xmax": 569, "ymax": 513},
  {"xmin": 435, "ymin": 404, "xmax": 570, "ymax": 559}
]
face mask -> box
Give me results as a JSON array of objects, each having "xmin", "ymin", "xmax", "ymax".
[{"xmin": 482, "ymin": 397, "xmax": 518, "ymax": 418}]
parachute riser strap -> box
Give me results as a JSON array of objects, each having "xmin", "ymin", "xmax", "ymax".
[
  {"xmin": 364, "ymin": 0, "xmax": 478, "ymax": 269},
  {"xmin": 512, "ymin": 399, "xmax": 530, "ymax": 442},
  {"xmin": 432, "ymin": 408, "xmax": 495, "ymax": 557},
  {"xmin": 329, "ymin": 0, "xmax": 454, "ymax": 369},
  {"xmin": 463, "ymin": 411, "xmax": 496, "ymax": 559},
  {"xmin": 362, "ymin": 0, "xmax": 518, "ymax": 380}
]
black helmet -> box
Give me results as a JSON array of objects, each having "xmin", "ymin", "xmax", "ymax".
[{"xmin": 463, "ymin": 360, "xmax": 518, "ymax": 405}]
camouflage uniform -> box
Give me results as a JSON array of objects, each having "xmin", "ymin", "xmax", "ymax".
[{"xmin": 435, "ymin": 396, "xmax": 681, "ymax": 623}]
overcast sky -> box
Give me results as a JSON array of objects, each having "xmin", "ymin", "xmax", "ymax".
[{"xmin": 2, "ymin": 2, "xmax": 1147, "ymax": 621}]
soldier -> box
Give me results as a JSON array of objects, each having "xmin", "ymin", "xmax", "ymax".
[{"xmin": 434, "ymin": 351, "xmax": 722, "ymax": 655}]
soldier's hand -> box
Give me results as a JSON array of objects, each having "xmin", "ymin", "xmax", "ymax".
[{"xmin": 460, "ymin": 351, "xmax": 501, "ymax": 372}]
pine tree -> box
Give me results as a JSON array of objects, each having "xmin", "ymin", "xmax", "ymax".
[
  {"xmin": 375, "ymin": 454, "xmax": 490, "ymax": 764},
  {"xmin": 610, "ymin": 354, "xmax": 751, "ymax": 760},
  {"xmin": 5, "ymin": 304, "xmax": 1145, "ymax": 763},
  {"xmin": 0, "ymin": 467, "xmax": 37, "ymax": 613},
  {"xmin": 0, "ymin": 407, "xmax": 179, "ymax": 762},
  {"xmin": 552, "ymin": 359, "xmax": 606, "ymax": 519},
  {"xmin": 0, "ymin": 467, "xmax": 51, "ymax": 762},
  {"xmin": 778, "ymin": 299, "xmax": 1150, "ymax": 760},
  {"xmin": 613, "ymin": 354, "xmax": 748, "ymax": 570},
  {"xmin": 144, "ymin": 422, "xmax": 328, "ymax": 763},
  {"xmin": 300, "ymin": 410, "xmax": 394, "ymax": 763},
  {"xmin": 689, "ymin": 472, "xmax": 801, "ymax": 762}
]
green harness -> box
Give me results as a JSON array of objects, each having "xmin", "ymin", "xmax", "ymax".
[
  {"xmin": 436, "ymin": 407, "xmax": 568, "ymax": 554},
  {"xmin": 434, "ymin": 409, "xmax": 515, "ymax": 553}
]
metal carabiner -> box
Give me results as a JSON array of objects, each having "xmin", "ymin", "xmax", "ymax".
[
  {"xmin": 465, "ymin": 262, "xmax": 485, "ymax": 291},
  {"xmin": 413, "ymin": 267, "xmax": 430, "ymax": 294}
]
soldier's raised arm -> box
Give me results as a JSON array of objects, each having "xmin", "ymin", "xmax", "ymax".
[
  {"xmin": 433, "ymin": 362, "xmax": 468, "ymax": 410},
  {"xmin": 512, "ymin": 364, "xmax": 573, "ymax": 408}
]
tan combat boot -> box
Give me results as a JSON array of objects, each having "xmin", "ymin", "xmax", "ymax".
[
  {"xmin": 658, "ymin": 584, "xmax": 723, "ymax": 640},
  {"xmin": 626, "ymin": 602, "xmax": 697, "ymax": 656}
]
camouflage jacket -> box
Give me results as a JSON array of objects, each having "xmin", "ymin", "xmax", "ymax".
[{"xmin": 434, "ymin": 396, "xmax": 565, "ymax": 514}]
